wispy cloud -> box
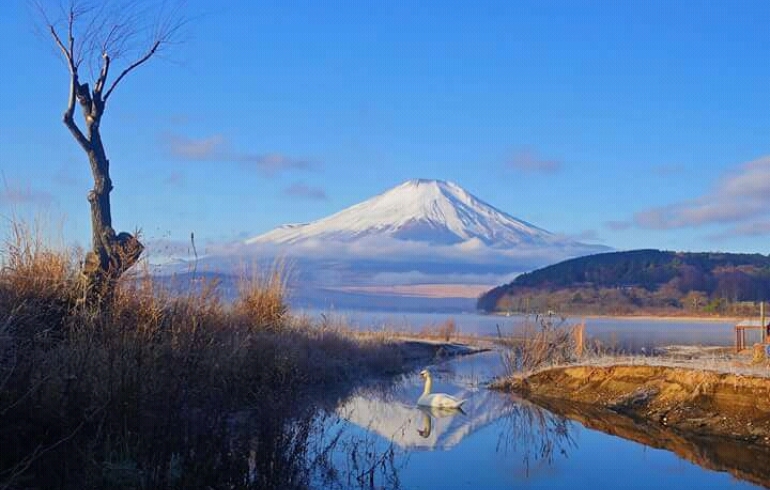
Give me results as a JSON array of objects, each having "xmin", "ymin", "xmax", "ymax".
[
  {"xmin": 165, "ymin": 134, "xmax": 226, "ymax": 160},
  {"xmin": 161, "ymin": 133, "xmax": 317, "ymax": 177},
  {"xmin": 708, "ymin": 221, "xmax": 770, "ymax": 241},
  {"xmin": 572, "ymin": 229, "xmax": 601, "ymax": 241},
  {"xmin": 283, "ymin": 182, "xmax": 327, "ymax": 200},
  {"xmin": 731, "ymin": 221, "xmax": 770, "ymax": 237},
  {"xmin": 505, "ymin": 148, "xmax": 562, "ymax": 174},
  {"xmin": 53, "ymin": 165, "xmax": 85, "ymax": 188},
  {"xmin": 606, "ymin": 220, "xmax": 632, "ymax": 231},
  {"xmin": 212, "ymin": 234, "xmax": 608, "ymax": 271},
  {"xmin": 0, "ymin": 183, "xmax": 53, "ymax": 206},
  {"xmin": 634, "ymin": 156, "xmax": 770, "ymax": 231},
  {"xmin": 241, "ymin": 153, "xmax": 314, "ymax": 176}
]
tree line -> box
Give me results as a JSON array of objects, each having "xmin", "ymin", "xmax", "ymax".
[{"xmin": 478, "ymin": 249, "xmax": 770, "ymax": 315}]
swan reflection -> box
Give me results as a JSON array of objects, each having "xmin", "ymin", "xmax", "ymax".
[
  {"xmin": 416, "ymin": 405, "xmax": 465, "ymax": 438},
  {"xmin": 338, "ymin": 375, "xmax": 513, "ymax": 450}
]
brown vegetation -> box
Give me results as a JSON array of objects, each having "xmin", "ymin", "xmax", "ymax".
[
  {"xmin": 419, "ymin": 317, "xmax": 458, "ymax": 342},
  {"xmin": 496, "ymin": 314, "xmax": 587, "ymax": 375},
  {"xmin": 0, "ymin": 224, "xmax": 444, "ymax": 489}
]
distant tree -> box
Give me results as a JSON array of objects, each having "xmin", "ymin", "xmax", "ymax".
[
  {"xmin": 36, "ymin": 1, "xmax": 184, "ymax": 301},
  {"xmin": 682, "ymin": 290, "xmax": 708, "ymax": 312}
]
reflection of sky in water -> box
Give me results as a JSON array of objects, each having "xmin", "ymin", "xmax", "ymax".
[
  {"xmin": 325, "ymin": 351, "xmax": 763, "ymax": 489},
  {"xmin": 301, "ymin": 308, "xmax": 740, "ymax": 348}
]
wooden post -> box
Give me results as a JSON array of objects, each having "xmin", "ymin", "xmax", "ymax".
[{"xmin": 573, "ymin": 321, "xmax": 585, "ymax": 358}]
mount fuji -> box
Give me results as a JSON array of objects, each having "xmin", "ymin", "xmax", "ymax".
[
  {"xmin": 165, "ymin": 179, "xmax": 608, "ymax": 310},
  {"xmin": 248, "ymin": 179, "xmax": 560, "ymax": 248}
]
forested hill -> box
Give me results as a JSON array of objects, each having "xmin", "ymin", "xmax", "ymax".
[{"xmin": 477, "ymin": 250, "xmax": 770, "ymax": 315}]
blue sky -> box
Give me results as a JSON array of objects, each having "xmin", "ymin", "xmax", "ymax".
[{"xmin": 2, "ymin": 0, "xmax": 770, "ymax": 255}]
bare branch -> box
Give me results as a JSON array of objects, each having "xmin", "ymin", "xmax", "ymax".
[
  {"xmin": 66, "ymin": 3, "xmax": 75, "ymax": 66},
  {"xmin": 40, "ymin": 3, "xmax": 90, "ymax": 151},
  {"xmin": 63, "ymin": 110, "xmax": 91, "ymax": 152},
  {"xmin": 48, "ymin": 24, "xmax": 72, "ymax": 67},
  {"xmin": 103, "ymin": 39, "xmax": 159, "ymax": 102},
  {"xmin": 93, "ymin": 52, "xmax": 110, "ymax": 97}
]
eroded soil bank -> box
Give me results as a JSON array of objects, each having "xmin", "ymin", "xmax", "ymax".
[{"xmin": 496, "ymin": 364, "xmax": 770, "ymax": 446}]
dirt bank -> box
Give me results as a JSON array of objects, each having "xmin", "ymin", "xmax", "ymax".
[{"xmin": 496, "ymin": 364, "xmax": 770, "ymax": 446}]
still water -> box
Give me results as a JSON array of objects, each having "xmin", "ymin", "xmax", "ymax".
[
  {"xmin": 300, "ymin": 308, "xmax": 741, "ymax": 350},
  {"xmin": 322, "ymin": 350, "xmax": 766, "ymax": 489}
]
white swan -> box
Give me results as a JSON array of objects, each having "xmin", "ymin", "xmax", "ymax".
[{"xmin": 416, "ymin": 369, "xmax": 466, "ymax": 408}]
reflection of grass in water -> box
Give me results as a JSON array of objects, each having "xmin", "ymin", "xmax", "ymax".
[
  {"xmin": 315, "ymin": 409, "xmax": 407, "ymax": 490},
  {"xmin": 496, "ymin": 400, "xmax": 577, "ymax": 477}
]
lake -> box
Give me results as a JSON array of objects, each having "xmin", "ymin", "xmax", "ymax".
[
  {"xmin": 317, "ymin": 349, "xmax": 768, "ymax": 489},
  {"xmin": 298, "ymin": 308, "xmax": 744, "ymax": 351}
]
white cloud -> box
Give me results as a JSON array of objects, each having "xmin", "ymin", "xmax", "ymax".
[
  {"xmin": 0, "ymin": 183, "xmax": 54, "ymax": 206},
  {"xmin": 161, "ymin": 133, "xmax": 316, "ymax": 177},
  {"xmin": 506, "ymin": 148, "xmax": 562, "ymax": 174},
  {"xmin": 206, "ymin": 234, "xmax": 606, "ymax": 271},
  {"xmin": 634, "ymin": 156, "xmax": 770, "ymax": 232},
  {"xmin": 283, "ymin": 182, "xmax": 328, "ymax": 200}
]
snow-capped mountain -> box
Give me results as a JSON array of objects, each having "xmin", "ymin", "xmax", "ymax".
[
  {"xmin": 159, "ymin": 179, "xmax": 608, "ymax": 310},
  {"xmin": 248, "ymin": 179, "xmax": 567, "ymax": 248}
]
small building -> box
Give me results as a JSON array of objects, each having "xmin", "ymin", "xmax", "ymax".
[{"xmin": 734, "ymin": 319, "xmax": 770, "ymax": 352}]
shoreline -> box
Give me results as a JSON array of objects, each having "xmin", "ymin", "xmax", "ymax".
[
  {"xmin": 494, "ymin": 363, "xmax": 770, "ymax": 448},
  {"xmin": 488, "ymin": 311, "xmax": 744, "ymax": 323}
]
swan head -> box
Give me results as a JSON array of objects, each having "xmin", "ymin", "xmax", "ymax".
[{"xmin": 419, "ymin": 369, "xmax": 430, "ymax": 378}]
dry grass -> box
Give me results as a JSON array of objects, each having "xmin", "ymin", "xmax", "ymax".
[
  {"xmin": 0, "ymin": 223, "xmax": 415, "ymax": 489},
  {"xmin": 498, "ymin": 314, "xmax": 591, "ymax": 376},
  {"xmin": 522, "ymin": 350, "xmax": 770, "ymax": 380},
  {"xmin": 418, "ymin": 317, "xmax": 458, "ymax": 342}
]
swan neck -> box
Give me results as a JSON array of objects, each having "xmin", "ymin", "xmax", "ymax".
[{"xmin": 422, "ymin": 374, "xmax": 432, "ymax": 396}]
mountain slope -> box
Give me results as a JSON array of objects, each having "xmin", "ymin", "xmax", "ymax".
[
  {"xmin": 477, "ymin": 249, "xmax": 770, "ymax": 314},
  {"xmin": 247, "ymin": 179, "xmax": 562, "ymax": 247}
]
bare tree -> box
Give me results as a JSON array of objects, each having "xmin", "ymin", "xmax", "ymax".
[{"xmin": 36, "ymin": 0, "xmax": 184, "ymax": 301}]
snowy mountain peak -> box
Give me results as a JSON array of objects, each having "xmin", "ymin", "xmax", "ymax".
[{"xmin": 246, "ymin": 179, "xmax": 566, "ymax": 248}]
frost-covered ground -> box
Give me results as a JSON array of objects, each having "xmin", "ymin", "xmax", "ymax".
[{"xmin": 530, "ymin": 345, "xmax": 770, "ymax": 378}]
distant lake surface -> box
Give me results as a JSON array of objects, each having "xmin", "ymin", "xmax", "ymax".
[{"xmin": 298, "ymin": 308, "xmax": 743, "ymax": 350}]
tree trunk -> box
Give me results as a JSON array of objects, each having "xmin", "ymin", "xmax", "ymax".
[
  {"xmin": 80, "ymin": 106, "xmax": 143, "ymax": 302},
  {"xmin": 45, "ymin": 7, "xmax": 171, "ymax": 305}
]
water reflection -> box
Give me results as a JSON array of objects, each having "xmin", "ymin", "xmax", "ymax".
[
  {"xmin": 495, "ymin": 397, "xmax": 577, "ymax": 475},
  {"xmin": 416, "ymin": 406, "xmax": 464, "ymax": 438},
  {"xmin": 536, "ymin": 398, "xmax": 770, "ymax": 489},
  {"xmin": 329, "ymin": 352, "xmax": 768, "ymax": 489},
  {"xmin": 338, "ymin": 388, "xmax": 516, "ymax": 451},
  {"xmin": 37, "ymin": 349, "xmax": 767, "ymax": 489},
  {"xmin": 146, "ymin": 352, "xmax": 770, "ymax": 490}
]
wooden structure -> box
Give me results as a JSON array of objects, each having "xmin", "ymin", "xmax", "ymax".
[{"xmin": 735, "ymin": 319, "xmax": 770, "ymax": 352}]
